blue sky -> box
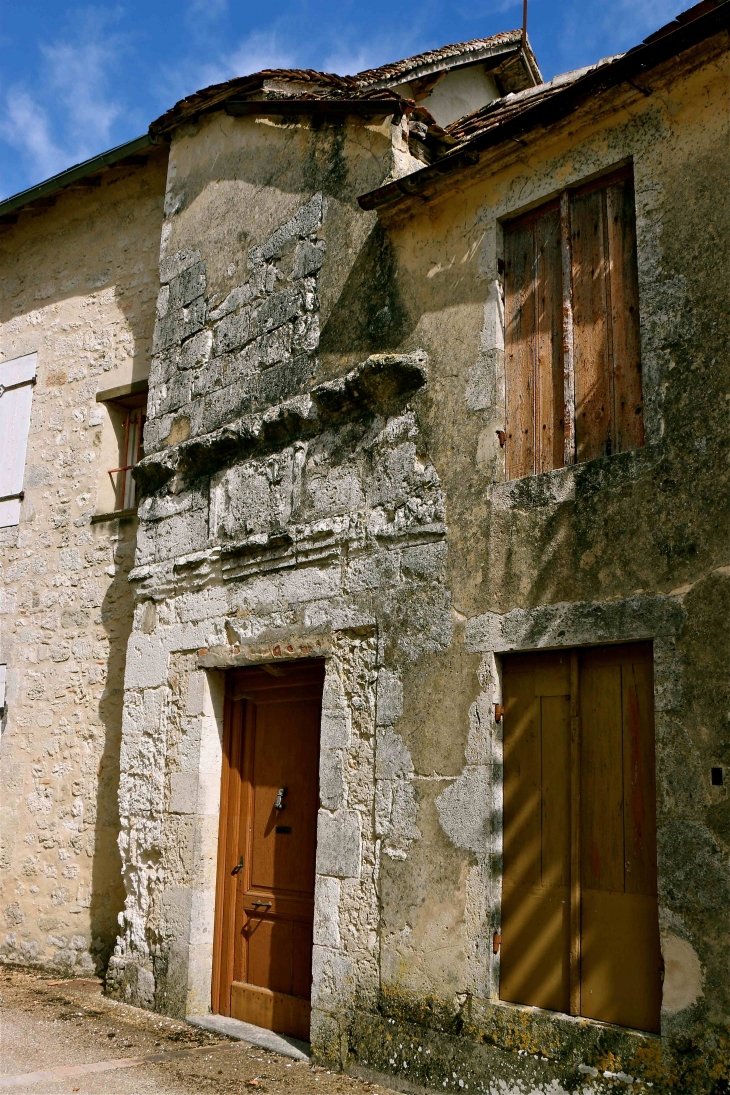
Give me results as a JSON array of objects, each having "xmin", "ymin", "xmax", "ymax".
[{"xmin": 0, "ymin": 0, "xmax": 683, "ymax": 200}]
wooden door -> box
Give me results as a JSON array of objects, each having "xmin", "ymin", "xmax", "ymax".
[
  {"xmin": 212, "ymin": 661, "xmax": 325, "ymax": 1040},
  {"xmin": 500, "ymin": 644, "xmax": 661, "ymax": 1033}
]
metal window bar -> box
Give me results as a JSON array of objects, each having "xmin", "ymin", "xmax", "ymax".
[{"xmin": 107, "ymin": 408, "xmax": 145, "ymax": 511}]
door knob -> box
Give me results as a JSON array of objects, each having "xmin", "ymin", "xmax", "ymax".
[
  {"xmin": 274, "ymin": 787, "xmax": 287, "ymax": 810},
  {"xmin": 231, "ymin": 856, "xmax": 244, "ymax": 875}
]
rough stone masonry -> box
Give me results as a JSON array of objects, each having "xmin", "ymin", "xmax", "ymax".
[{"xmin": 1, "ymin": 11, "xmax": 729, "ymax": 1095}]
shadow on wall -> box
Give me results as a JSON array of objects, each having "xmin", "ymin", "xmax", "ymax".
[{"xmin": 88, "ymin": 516, "xmax": 139, "ymax": 972}]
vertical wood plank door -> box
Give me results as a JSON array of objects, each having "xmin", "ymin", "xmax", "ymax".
[
  {"xmin": 580, "ymin": 644, "xmax": 660, "ymax": 1033},
  {"xmin": 212, "ymin": 661, "xmax": 325, "ymax": 1041},
  {"xmin": 501, "ymin": 651, "xmax": 572, "ymax": 1013},
  {"xmin": 500, "ymin": 644, "xmax": 660, "ymax": 1033}
]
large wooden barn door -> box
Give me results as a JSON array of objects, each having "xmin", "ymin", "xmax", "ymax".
[
  {"xmin": 500, "ymin": 644, "xmax": 661, "ymax": 1033},
  {"xmin": 212, "ymin": 661, "xmax": 325, "ymax": 1040}
]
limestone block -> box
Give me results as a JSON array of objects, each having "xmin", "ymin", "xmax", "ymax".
[
  {"xmin": 375, "ymin": 669, "xmax": 402, "ymax": 727},
  {"xmin": 213, "ymin": 307, "xmax": 252, "ymax": 356},
  {"xmin": 169, "ymin": 772, "xmax": 199, "ymax": 814},
  {"xmin": 124, "ymin": 635, "xmax": 168, "ymax": 690},
  {"xmin": 160, "ymin": 248, "xmax": 202, "ymax": 285},
  {"xmin": 319, "ymin": 708, "xmax": 351, "ymax": 752},
  {"xmin": 153, "ymin": 298, "xmax": 206, "ymax": 354},
  {"xmin": 316, "ymin": 810, "xmax": 361, "ymax": 879},
  {"xmin": 313, "ymin": 876, "xmax": 341, "ymax": 948},
  {"xmin": 292, "ymin": 239, "xmax": 325, "ymax": 279},
  {"xmin": 149, "ymin": 508, "xmax": 209, "ymax": 564},
  {"xmin": 179, "ymin": 329, "xmax": 213, "ymax": 370},
  {"xmin": 311, "ymin": 944, "xmax": 353, "ymax": 1010},
  {"xmin": 188, "ymin": 889, "xmax": 216, "ymax": 947},
  {"xmin": 375, "ymin": 728, "xmax": 412, "ymax": 779},
  {"xmin": 319, "ymin": 750, "xmax": 345, "ymax": 811},
  {"xmin": 249, "ymin": 192, "xmax": 324, "ymax": 265},
  {"xmin": 186, "ymin": 942, "xmax": 215, "ymax": 1017},
  {"xmin": 277, "ymin": 565, "xmax": 341, "ymax": 605},
  {"xmin": 168, "ymin": 262, "xmax": 206, "ymax": 310}
]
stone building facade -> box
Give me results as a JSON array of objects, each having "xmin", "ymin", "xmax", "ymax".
[{"xmin": 1, "ymin": 6, "xmax": 729, "ymax": 1094}]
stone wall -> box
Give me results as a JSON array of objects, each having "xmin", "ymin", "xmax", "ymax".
[
  {"xmin": 0, "ymin": 150, "xmax": 168, "ymax": 974},
  {"xmin": 349, "ymin": 34, "xmax": 729, "ymax": 1095}
]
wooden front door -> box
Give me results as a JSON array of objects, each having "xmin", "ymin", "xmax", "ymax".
[
  {"xmin": 500, "ymin": 643, "xmax": 661, "ymax": 1033},
  {"xmin": 212, "ymin": 661, "xmax": 325, "ymax": 1040}
]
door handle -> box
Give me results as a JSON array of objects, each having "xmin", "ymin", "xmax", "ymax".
[
  {"xmin": 251, "ymin": 900, "xmax": 272, "ymax": 908},
  {"xmin": 274, "ymin": 787, "xmax": 287, "ymax": 810},
  {"xmin": 231, "ymin": 856, "xmax": 244, "ymax": 875}
]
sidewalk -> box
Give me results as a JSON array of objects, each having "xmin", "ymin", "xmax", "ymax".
[{"xmin": 0, "ymin": 969, "xmax": 398, "ymax": 1095}]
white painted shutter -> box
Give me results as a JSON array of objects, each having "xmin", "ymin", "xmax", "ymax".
[{"xmin": 0, "ymin": 352, "xmax": 37, "ymax": 528}]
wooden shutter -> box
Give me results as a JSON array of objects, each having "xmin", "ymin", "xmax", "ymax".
[
  {"xmin": 501, "ymin": 643, "xmax": 660, "ymax": 1033},
  {"xmin": 504, "ymin": 204, "xmax": 563, "ymax": 479},
  {"xmin": 570, "ymin": 171, "xmax": 644, "ymax": 461},
  {"xmin": 502, "ymin": 167, "xmax": 643, "ymax": 479},
  {"xmin": 0, "ymin": 353, "xmax": 36, "ymax": 528}
]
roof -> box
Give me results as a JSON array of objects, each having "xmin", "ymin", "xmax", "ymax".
[
  {"xmin": 358, "ymin": 0, "xmax": 730, "ymax": 212},
  {"xmin": 0, "ymin": 133, "xmax": 156, "ymax": 223},
  {"xmin": 149, "ymin": 30, "xmax": 539, "ymax": 137},
  {"xmin": 354, "ymin": 30, "xmax": 541, "ymax": 89}
]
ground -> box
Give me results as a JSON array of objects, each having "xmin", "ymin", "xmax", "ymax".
[{"xmin": 0, "ymin": 969, "xmax": 399, "ymax": 1095}]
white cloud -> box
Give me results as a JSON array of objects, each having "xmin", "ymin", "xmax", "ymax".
[
  {"xmin": 0, "ymin": 9, "xmax": 125, "ymax": 192},
  {"xmin": 0, "ymin": 89, "xmax": 67, "ymax": 181}
]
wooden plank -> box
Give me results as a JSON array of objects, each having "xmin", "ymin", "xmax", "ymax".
[
  {"xmin": 560, "ymin": 192, "xmax": 576, "ymax": 466},
  {"xmin": 534, "ymin": 207, "xmax": 564, "ymax": 473},
  {"xmin": 580, "ymin": 658, "xmax": 624, "ymax": 894},
  {"xmin": 606, "ymin": 177, "xmax": 644, "ymax": 453},
  {"xmin": 621, "ymin": 648, "xmax": 657, "ymax": 896},
  {"xmin": 569, "ymin": 651, "xmax": 581, "ymax": 1017},
  {"xmin": 580, "ymin": 890, "xmax": 661, "ymax": 1033},
  {"xmin": 502, "ymin": 665, "xmax": 541, "ymax": 887},
  {"xmin": 504, "ymin": 220, "xmax": 536, "ymax": 479},
  {"xmin": 541, "ymin": 694, "xmax": 570, "ymax": 889},
  {"xmin": 579, "ymin": 643, "xmax": 660, "ymax": 1034},
  {"xmin": 231, "ymin": 981, "xmax": 311, "ymax": 1041},
  {"xmin": 501, "ymin": 655, "xmax": 570, "ymax": 1015},
  {"xmin": 571, "ymin": 188, "xmax": 613, "ymax": 462}
]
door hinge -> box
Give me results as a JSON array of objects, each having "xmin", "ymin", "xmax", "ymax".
[
  {"xmin": 494, "ymin": 704, "xmax": 504, "ymax": 723},
  {"xmin": 493, "ymin": 932, "xmax": 502, "ymax": 954}
]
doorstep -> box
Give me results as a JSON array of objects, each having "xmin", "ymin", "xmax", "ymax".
[{"xmin": 186, "ymin": 1014, "xmax": 310, "ymax": 1062}]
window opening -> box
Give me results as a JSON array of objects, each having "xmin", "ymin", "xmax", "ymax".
[
  {"xmin": 108, "ymin": 404, "xmax": 145, "ymax": 512},
  {"xmin": 502, "ymin": 166, "xmax": 644, "ymax": 479}
]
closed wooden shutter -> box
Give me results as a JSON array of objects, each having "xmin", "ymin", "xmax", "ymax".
[
  {"xmin": 501, "ymin": 643, "xmax": 660, "ymax": 1033},
  {"xmin": 571, "ymin": 172, "xmax": 644, "ymax": 460},
  {"xmin": 502, "ymin": 167, "xmax": 643, "ymax": 479},
  {"xmin": 0, "ymin": 353, "xmax": 36, "ymax": 528},
  {"xmin": 503, "ymin": 204, "xmax": 563, "ymax": 479}
]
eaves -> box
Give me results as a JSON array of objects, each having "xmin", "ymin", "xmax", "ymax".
[{"xmin": 0, "ymin": 132, "xmax": 162, "ymax": 224}]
